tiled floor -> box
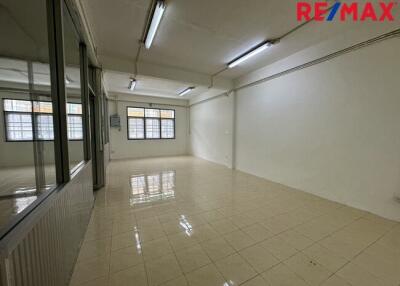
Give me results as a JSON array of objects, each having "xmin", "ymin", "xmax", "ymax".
[{"xmin": 70, "ymin": 156, "xmax": 400, "ymax": 286}]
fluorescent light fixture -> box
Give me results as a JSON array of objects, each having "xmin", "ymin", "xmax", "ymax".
[
  {"xmin": 179, "ymin": 87, "xmax": 195, "ymax": 97},
  {"xmin": 228, "ymin": 41, "xmax": 273, "ymax": 68},
  {"xmin": 145, "ymin": 0, "xmax": 166, "ymax": 49},
  {"xmin": 65, "ymin": 76, "xmax": 72, "ymax": 84},
  {"xmin": 128, "ymin": 78, "xmax": 137, "ymax": 91}
]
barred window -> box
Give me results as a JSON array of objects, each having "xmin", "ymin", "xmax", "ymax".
[
  {"xmin": 145, "ymin": 118, "xmax": 160, "ymax": 139},
  {"xmin": 5, "ymin": 113, "xmax": 33, "ymax": 141},
  {"xmin": 128, "ymin": 118, "xmax": 145, "ymax": 139},
  {"xmin": 3, "ymin": 99, "xmax": 83, "ymax": 141},
  {"xmin": 161, "ymin": 119, "xmax": 174, "ymax": 139},
  {"xmin": 127, "ymin": 107, "xmax": 175, "ymax": 140},
  {"xmin": 36, "ymin": 114, "xmax": 54, "ymax": 140},
  {"xmin": 67, "ymin": 115, "xmax": 83, "ymax": 140}
]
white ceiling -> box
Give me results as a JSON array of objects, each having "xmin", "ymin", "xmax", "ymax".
[
  {"xmin": 1, "ymin": 0, "xmax": 399, "ymax": 100},
  {"xmin": 80, "ymin": 0, "xmax": 400, "ymax": 99},
  {"xmin": 81, "ymin": 0, "xmax": 349, "ymax": 77}
]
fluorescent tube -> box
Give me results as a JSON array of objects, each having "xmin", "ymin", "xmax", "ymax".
[
  {"xmin": 179, "ymin": 87, "xmax": 195, "ymax": 96},
  {"xmin": 145, "ymin": 0, "xmax": 166, "ymax": 49},
  {"xmin": 228, "ymin": 41, "xmax": 272, "ymax": 68}
]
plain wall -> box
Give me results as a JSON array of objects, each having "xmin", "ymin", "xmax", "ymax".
[
  {"xmin": 189, "ymin": 37, "xmax": 400, "ymax": 221},
  {"xmin": 108, "ymin": 94, "xmax": 189, "ymax": 160},
  {"xmin": 189, "ymin": 95, "xmax": 234, "ymax": 168},
  {"xmin": 236, "ymin": 38, "xmax": 400, "ymax": 221}
]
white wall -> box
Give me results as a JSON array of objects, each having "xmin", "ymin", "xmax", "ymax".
[
  {"xmin": 235, "ymin": 38, "xmax": 400, "ymax": 221},
  {"xmin": 108, "ymin": 94, "xmax": 189, "ymax": 160},
  {"xmin": 190, "ymin": 95, "xmax": 234, "ymax": 168},
  {"xmin": 189, "ymin": 36, "xmax": 400, "ymax": 221}
]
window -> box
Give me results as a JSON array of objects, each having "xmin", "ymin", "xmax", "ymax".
[
  {"xmin": 146, "ymin": 118, "xmax": 160, "ymax": 139},
  {"xmin": 5, "ymin": 113, "xmax": 33, "ymax": 141},
  {"xmin": 66, "ymin": 103, "xmax": 83, "ymax": 140},
  {"xmin": 36, "ymin": 114, "xmax": 54, "ymax": 140},
  {"xmin": 161, "ymin": 119, "xmax": 174, "ymax": 139},
  {"xmin": 3, "ymin": 99, "xmax": 83, "ymax": 141},
  {"xmin": 127, "ymin": 107, "xmax": 175, "ymax": 140},
  {"xmin": 67, "ymin": 115, "xmax": 83, "ymax": 140},
  {"xmin": 128, "ymin": 118, "xmax": 145, "ymax": 139}
]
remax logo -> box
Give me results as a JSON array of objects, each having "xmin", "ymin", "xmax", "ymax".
[{"xmin": 297, "ymin": 1, "xmax": 397, "ymax": 22}]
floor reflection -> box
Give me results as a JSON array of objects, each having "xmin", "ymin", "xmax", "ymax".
[
  {"xmin": 0, "ymin": 165, "xmax": 57, "ymax": 233},
  {"xmin": 0, "ymin": 195, "xmax": 38, "ymax": 230},
  {"xmin": 133, "ymin": 226, "xmax": 142, "ymax": 254},
  {"xmin": 130, "ymin": 170, "xmax": 176, "ymax": 205},
  {"xmin": 179, "ymin": 215, "xmax": 194, "ymax": 236}
]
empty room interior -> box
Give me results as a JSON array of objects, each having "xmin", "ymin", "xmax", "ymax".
[{"xmin": 1, "ymin": 0, "xmax": 400, "ymax": 285}]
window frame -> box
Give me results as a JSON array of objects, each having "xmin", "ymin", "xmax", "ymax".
[
  {"xmin": 128, "ymin": 117, "xmax": 145, "ymax": 140},
  {"xmin": 2, "ymin": 98, "xmax": 84, "ymax": 142},
  {"xmin": 127, "ymin": 106, "xmax": 176, "ymax": 140}
]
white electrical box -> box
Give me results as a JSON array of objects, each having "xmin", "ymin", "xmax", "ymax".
[{"xmin": 110, "ymin": 114, "xmax": 121, "ymax": 128}]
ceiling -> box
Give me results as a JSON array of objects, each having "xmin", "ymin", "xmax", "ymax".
[
  {"xmin": 81, "ymin": 0, "xmax": 372, "ymax": 78},
  {"xmin": 1, "ymin": 0, "xmax": 397, "ymax": 100},
  {"xmin": 80, "ymin": 0, "xmax": 400, "ymax": 99},
  {"xmin": 103, "ymin": 70, "xmax": 224, "ymax": 99},
  {"xmin": 0, "ymin": 0, "xmax": 49, "ymax": 62}
]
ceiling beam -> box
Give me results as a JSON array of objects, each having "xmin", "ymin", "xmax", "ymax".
[{"xmin": 99, "ymin": 54, "xmax": 233, "ymax": 91}]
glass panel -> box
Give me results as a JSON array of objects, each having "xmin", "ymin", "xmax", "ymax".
[
  {"xmin": 161, "ymin": 119, "xmax": 175, "ymax": 139},
  {"xmin": 128, "ymin": 107, "xmax": 144, "ymax": 117},
  {"xmin": 63, "ymin": 2, "xmax": 84, "ymax": 171},
  {"xmin": 160, "ymin": 109, "xmax": 174, "ymax": 118},
  {"xmin": 33, "ymin": 101, "xmax": 53, "ymax": 113},
  {"xmin": 5, "ymin": 113, "xmax": 33, "ymax": 141},
  {"xmin": 128, "ymin": 118, "xmax": 144, "ymax": 139},
  {"xmin": 36, "ymin": 114, "xmax": 54, "ymax": 140},
  {"xmin": 67, "ymin": 103, "xmax": 82, "ymax": 115},
  {"xmin": 145, "ymin": 108, "xmax": 160, "ymax": 118},
  {"xmin": 67, "ymin": 115, "xmax": 83, "ymax": 140},
  {"xmin": 3, "ymin": 99, "xmax": 32, "ymax": 112},
  {"xmin": 0, "ymin": 0, "xmax": 57, "ymax": 233},
  {"xmin": 145, "ymin": 118, "xmax": 160, "ymax": 139}
]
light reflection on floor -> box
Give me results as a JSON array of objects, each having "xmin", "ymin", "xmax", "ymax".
[
  {"xmin": 179, "ymin": 215, "xmax": 194, "ymax": 236},
  {"xmin": 129, "ymin": 170, "xmax": 176, "ymax": 205}
]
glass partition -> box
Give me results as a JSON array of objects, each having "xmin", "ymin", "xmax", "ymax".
[
  {"xmin": 0, "ymin": 0, "xmax": 57, "ymax": 232},
  {"xmin": 63, "ymin": 2, "xmax": 85, "ymax": 171}
]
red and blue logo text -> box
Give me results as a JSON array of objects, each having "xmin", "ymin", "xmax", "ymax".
[{"xmin": 297, "ymin": 2, "xmax": 397, "ymax": 22}]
